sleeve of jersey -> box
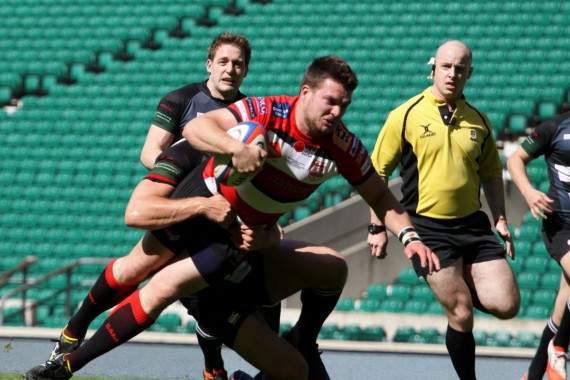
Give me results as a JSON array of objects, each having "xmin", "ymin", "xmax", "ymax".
[
  {"xmin": 521, "ymin": 121, "xmax": 554, "ymax": 158},
  {"xmin": 228, "ymin": 96, "xmax": 272, "ymax": 125},
  {"xmin": 150, "ymin": 95, "xmax": 180, "ymax": 134},
  {"xmin": 335, "ymin": 131, "xmax": 375, "ymax": 186},
  {"xmin": 144, "ymin": 142, "xmax": 203, "ymax": 186},
  {"xmin": 370, "ymin": 111, "xmax": 403, "ymax": 177}
]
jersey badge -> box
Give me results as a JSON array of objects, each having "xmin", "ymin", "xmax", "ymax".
[
  {"xmin": 419, "ymin": 123, "xmax": 436, "ymax": 138},
  {"xmin": 308, "ymin": 160, "xmax": 327, "ymax": 181}
]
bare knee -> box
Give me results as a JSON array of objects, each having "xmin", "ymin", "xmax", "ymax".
[{"xmin": 490, "ymin": 295, "xmax": 520, "ymax": 320}]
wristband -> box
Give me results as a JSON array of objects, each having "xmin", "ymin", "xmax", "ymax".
[
  {"xmin": 496, "ymin": 216, "xmax": 508, "ymax": 225},
  {"xmin": 403, "ymin": 236, "xmax": 422, "ymax": 247},
  {"xmin": 398, "ymin": 226, "xmax": 417, "ymax": 243}
]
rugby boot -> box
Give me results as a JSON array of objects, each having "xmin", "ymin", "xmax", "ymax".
[
  {"xmin": 282, "ymin": 326, "xmax": 330, "ymax": 380},
  {"xmin": 547, "ymin": 339, "xmax": 567, "ymax": 380},
  {"xmin": 203, "ymin": 367, "xmax": 228, "ymax": 380},
  {"xmin": 25, "ymin": 354, "xmax": 72, "ymax": 380},
  {"xmin": 49, "ymin": 325, "xmax": 84, "ymax": 361},
  {"xmin": 229, "ymin": 370, "xmax": 253, "ymax": 380}
]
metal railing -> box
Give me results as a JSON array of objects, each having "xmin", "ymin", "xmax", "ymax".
[{"xmin": 0, "ymin": 256, "xmax": 112, "ymax": 326}]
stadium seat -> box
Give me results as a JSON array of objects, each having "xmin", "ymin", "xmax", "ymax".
[
  {"xmin": 358, "ymin": 298, "xmax": 381, "ymax": 313},
  {"xmin": 396, "ymin": 267, "xmax": 420, "ymax": 285},
  {"xmin": 335, "ymin": 298, "xmax": 356, "ymax": 312},
  {"xmin": 365, "ymin": 283, "xmax": 387, "ymax": 301},
  {"xmin": 393, "ymin": 326, "xmax": 415, "ymax": 343}
]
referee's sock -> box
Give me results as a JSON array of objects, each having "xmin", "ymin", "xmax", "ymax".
[
  {"xmin": 446, "ymin": 324, "xmax": 476, "ymax": 380},
  {"xmin": 553, "ymin": 298, "xmax": 570, "ymax": 350},
  {"xmin": 65, "ymin": 290, "xmax": 154, "ymax": 373},
  {"xmin": 66, "ymin": 259, "xmax": 138, "ymax": 339},
  {"xmin": 527, "ymin": 317, "xmax": 557, "ymax": 380}
]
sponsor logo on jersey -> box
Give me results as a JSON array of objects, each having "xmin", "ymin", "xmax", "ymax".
[
  {"xmin": 419, "ymin": 123, "xmax": 436, "ymax": 138},
  {"xmin": 349, "ymin": 136, "xmax": 360, "ymax": 156},
  {"xmin": 272, "ymin": 101, "xmax": 291, "ymax": 119},
  {"xmin": 356, "ymin": 144, "xmax": 367, "ymax": 163},
  {"xmin": 228, "ymin": 311, "xmax": 242, "ymax": 325},
  {"xmin": 360, "ymin": 156, "xmax": 373, "ymax": 175},
  {"xmin": 155, "ymin": 111, "xmax": 172, "ymax": 124},
  {"xmin": 470, "ymin": 129, "xmax": 477, "ymax": 141},
  {"xmin": 257, "ymin": 97, "xmax": 267, "ymax": 114},
  {"xmin": 158, "ymin": 103, "xmax": 173, "ymax": 112},
  {"xmin": 245, "ymin": 98, "xmax": 257, "ymax": 118},
  {"xmin": 293, "ymin": 141, "xmax": 305, "ymax": 153},
  {"xmin": 333, "ymin": 124, "xmax": 351, "ymax": 150},
  {"xmin": 236, "ymin": 100, "xmax": 249, "ymax": 121},
  {"xmin": 308, "ymin": 160, "xmax": 327, "ymax": 181}
]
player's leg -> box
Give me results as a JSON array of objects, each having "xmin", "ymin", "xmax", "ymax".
[
  {"xmin": 547, "ymin": 255, "xmax": 570, "ymax": 380},
  {"xmin": 233, "ymin": 312, "xmax": 308, "ymax": 380},
  {"xmin": 526, "ymin": 274, "xmax": 569, "ymax": 380},
  {"xmin": 52, "ymin": 232, "xmax": 176, "ymax": 360},
  {"xmin": 262, "ymin": 240, "xmax": 347, "ymax": 379},
  {"xmin": 425, "ymin": 259, "xmax": 478, "ymax": 380}
]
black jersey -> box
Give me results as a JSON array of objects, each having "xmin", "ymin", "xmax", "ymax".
[
  {"xmin": 521, "ymin": 112, "xmax": 570, "ymax": 223},
  {"xmin": 151, "ymin": 81, "xmax": 246, "ymax": 141}
]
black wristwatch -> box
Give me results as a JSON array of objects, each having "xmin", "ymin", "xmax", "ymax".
[{"xmin": 368, "ymin": 223, "xmax": 386, "ymax": 234}]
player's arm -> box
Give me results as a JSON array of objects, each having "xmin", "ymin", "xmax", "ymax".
[
  {"xmin": 356, "ymin": 173, "xmax": 440, "ymax": 273},
  {"xmin": 368, "ymin": 175, "xmax": 389, "ymax": 258},
  {"xmin": 507, "ymin": 146, "xmax": 553, "ymax": 220},
  {"xmin": 125, "ymin": 179, "xmax": 235, "ymax": 230},
  {"xmin": 140, "ymin": 125, "xmax": 176, "ymax": 169},
  {"xmin": 183, "ymin": 108, "xmax": 266, "ymax": 174}
]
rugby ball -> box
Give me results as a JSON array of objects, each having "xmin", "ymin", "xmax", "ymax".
[{"xmin": 213, "ymin": 121, "xmax": 268, "ymax": 186}]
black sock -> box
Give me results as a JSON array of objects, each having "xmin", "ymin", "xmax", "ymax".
[
  {"xmin": 67, "ymin": 259, "xmax": 137, "ymax": 339},
  {"xmin": 553, "ymin": 299, "xmax": 570, "ymax": 349},
  {"xmin": 295, "ymin": 289, "xmax": 340, "ymax": 348},
  {"xmin": 528, "ymin": 317, "xmax": 557, "ymax": 380},
  {"xmin": 196, "ymin": 323, "xmax": 224, "ymax": 370},
  {"xmin": 446, "ymin": 324, "xmax": 476, "ymax": 380}
]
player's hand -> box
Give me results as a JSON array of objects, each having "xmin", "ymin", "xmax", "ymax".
[
  {"xmin": 367, "ymin": 232, "xmax": 388, "ymax": 259},
  {"xmin": 496, "ymin": 219, "xmax": 515, "ymax": 260},
  {"xmin": 230, "ymin": 223, "xmax": 280, "ymax": 252},
  {"xmin": 232, "ymin": 142, "xmax": 266, "ymax": 176},
  {"xmin": 404, "ymin": 241, "xmax": 440, "ymax": 275},
  {"xmin": 201, "ymin": 193, "xmax": 236, "ymax": 229},
  {"xmin": 523, "ymin": 188, "xmax": 554, "ymax": 221}
]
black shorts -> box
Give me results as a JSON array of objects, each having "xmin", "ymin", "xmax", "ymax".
[
  {"xmin": 180, "ymin": 253, "xmax": 270, "ymax": 348},
  {"xmin": 542, "ymin": 218, "xmax": 570, "ymax": 264},
  {"xmin": 410, "ymin": 210, "xmax": 506, "ymax": 276}
]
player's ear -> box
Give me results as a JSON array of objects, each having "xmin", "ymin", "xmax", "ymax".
[{"xmin": 206, "ymin": 59, "xmax": 213, "ymax": 74}]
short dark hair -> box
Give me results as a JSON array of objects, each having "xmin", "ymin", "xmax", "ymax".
[
  {"xmin": 301, "ymin": 56, "xmax": 358, "ymax": 92},
  {"xmin": 208, "ymin": 33, "xmax": 252, "ymax": 68}
]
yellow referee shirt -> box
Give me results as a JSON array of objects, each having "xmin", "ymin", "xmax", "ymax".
[{"xmin": 371, "ymin": 87, "xmax": 503, "ymax": 219}]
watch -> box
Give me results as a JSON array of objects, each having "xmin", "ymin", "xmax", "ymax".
[{"xmin": 368, "ymin": 223, "xmax": 386, "ymax": 234}]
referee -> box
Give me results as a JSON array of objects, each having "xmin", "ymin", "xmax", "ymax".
[{"xmin": 367, "ymin": 40, "xmax": 520, "ymax": 380}]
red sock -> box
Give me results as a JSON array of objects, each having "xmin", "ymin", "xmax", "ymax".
[
  {"xmin": 66, "ymin": 290, "xmax": 154, "ymax": 372},
  {"xmin": 66, "ymin": 259, "xmax": 138, "ymax": 339}
]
